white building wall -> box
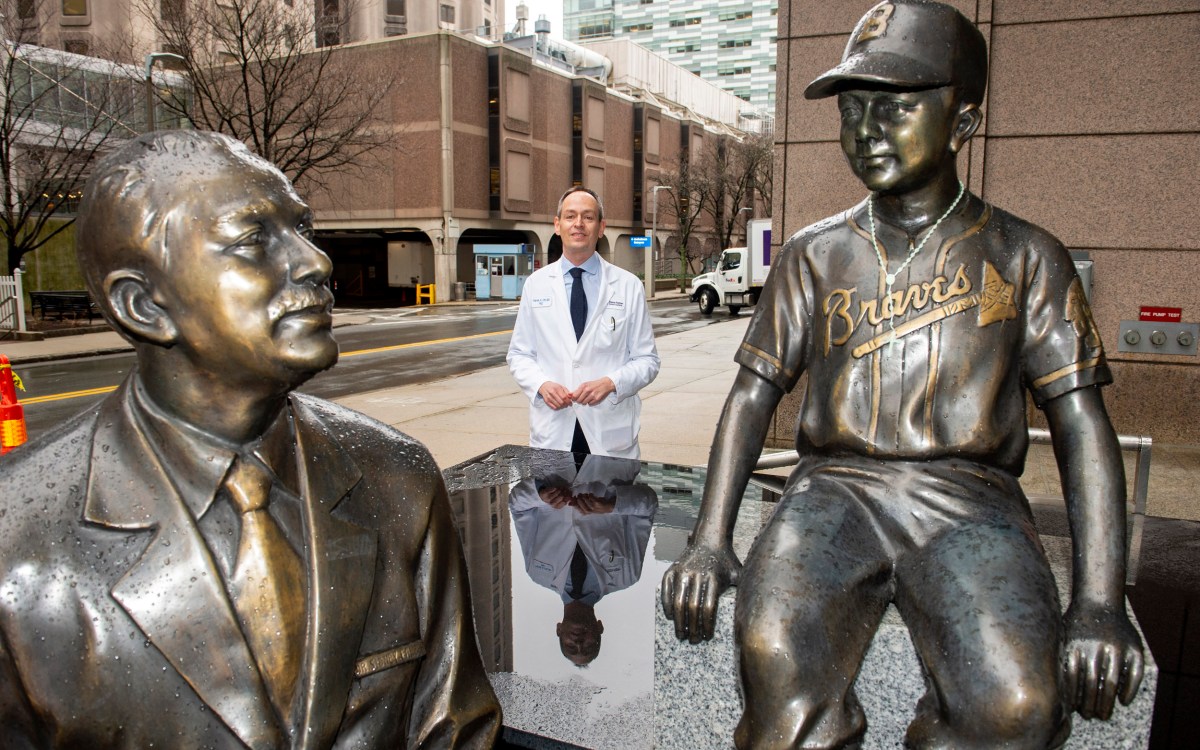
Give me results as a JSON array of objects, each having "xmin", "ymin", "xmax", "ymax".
[{"xmin": 563, "ymin": 0, "xmax": 776, "ymax": 113}]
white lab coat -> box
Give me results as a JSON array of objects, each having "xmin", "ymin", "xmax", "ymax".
[
  {"xmin": 508, "ymin": 454, "xmax": 658, "ymax": 600},
  {"xmin": 507, "ymin": 256, "xmax": 660, "ymax": 458}
]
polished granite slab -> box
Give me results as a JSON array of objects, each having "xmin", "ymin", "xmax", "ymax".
[{"xmin": 444, "ymin": 445, "xmax": 1157, "ymax": 750}]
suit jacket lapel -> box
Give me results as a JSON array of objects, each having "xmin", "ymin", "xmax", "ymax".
[
  {"xmin": 289, "ymin": 396, "xmax": 377, "ymax": 750},
  {"xmin": 85, "ymin": 381, "xmax": 280, "ymax": 749}
]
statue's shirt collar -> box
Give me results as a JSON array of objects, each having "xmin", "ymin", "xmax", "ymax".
[{"xmin": 128, "ymin": 376, "xmax": 296, "ymax": 520}]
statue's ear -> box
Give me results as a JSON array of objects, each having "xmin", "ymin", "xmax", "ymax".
[
  {"xmin": 104, "ymin": 270, "xmax": 178, "ymax": 345},
  {"xmin": 950, "ymin": 103, "xmax": 982, "ymax": 153}
]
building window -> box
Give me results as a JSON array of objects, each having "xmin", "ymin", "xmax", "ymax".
[
  {"xmin": 717, "ymin": 39, "xmax": 751, "ymax": 49},
  {"xmin": 718, "ymin": 10, "xmax": 751, "ymax": 22},
  {"xmin": 718, "ymin": 65, "xmax": 751, "ymax": 76},
  {"xmin": 623, "ymin": 22, "xmax": 652, "ymax": 32},
  {"xmin": 668, "ymin": 17, "xmax": 700, "ymax": 28},
  {"xmin": 18, "ymin": 0, "xmax": 36, "ymax": 19},
  {"xmin": 62, "ymin": 0, "xmax": 86, "ymax": 15},
  {"xmin": 386, "ymin": 0, "xmax": 404, "ymax": 14},
  {"xmin": 671, "ymin": 43, "xmax": 698, "ymax": 53},
  {"xmin": 577, "ymin": 19, "xmax": 612, "ymax": 39},
  {"xmin": 64, "ymin": 39, "xmax": 89, "ymax": 55},
  {"xmin": 439, "ymin": 3, "xmax": 455, "ymax": 24}
]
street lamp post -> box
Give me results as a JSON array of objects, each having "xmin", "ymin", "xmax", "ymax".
[
  {"xmin": 649, "ymin": 185, "xmax": 672, "ymax": 300},
  {"xmin": 143, "ymin": 52, "xmax": 185, "ymax": 132},
  {"xmin": 737, "ymin": 205, "xmax": 753, "ymax": 242}
]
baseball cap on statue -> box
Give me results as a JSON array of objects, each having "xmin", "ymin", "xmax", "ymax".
[{"xmin": 804, "ymin": 0, "xmax": 988, "ymax": 104}]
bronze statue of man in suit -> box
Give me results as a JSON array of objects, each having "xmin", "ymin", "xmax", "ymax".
[{"xmin": 0, "ymin": 130, "xmax": 501, "ymax": 749}]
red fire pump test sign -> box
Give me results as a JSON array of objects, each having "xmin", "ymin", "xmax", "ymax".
[{"xmin": 1139, "ymin": 306, "xmax": 1183, "ymax": 323}]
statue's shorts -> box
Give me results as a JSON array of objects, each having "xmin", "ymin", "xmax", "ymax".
[{"xmin": 733, "ymin": 454, "xmax": 1071, "ymax": 750}]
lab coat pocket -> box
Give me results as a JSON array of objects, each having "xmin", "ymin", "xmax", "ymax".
[
  {"xmin": 599, "ymin": 396, "xmax": 639, "ymax": 455},
  {"xmin": 529, "ymin": 398, "xmax": 556, "ymax": 446},
  {"xmin": 596, "ymin": 311, "xmax": 627, "ymax": 350}
]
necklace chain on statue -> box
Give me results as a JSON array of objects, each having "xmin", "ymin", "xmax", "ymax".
[
  {"xmin": 867, "ymin": 181, "xmax": 965, "ymax": 288},
  {"xmin": 866, "ymin": 180, "xmax": 966, "ymax": 346}
]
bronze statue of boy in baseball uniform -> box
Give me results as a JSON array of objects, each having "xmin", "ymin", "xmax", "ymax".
[{"xmin": 662, "ymin": 2, "xmax": 1143, "ymax": 747}]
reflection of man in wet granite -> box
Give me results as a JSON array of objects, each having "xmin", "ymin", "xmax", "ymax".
[
  {"xmin": 509, "ymin": 454, "xmax": 657, "ymax": 665},
  {"xmin": 0, "ymin": 131, "xmax": 500, "ymax": 748},
  {"xmin": 662, "ymin": 2, "xmax": 1143, "ymax": 748}
]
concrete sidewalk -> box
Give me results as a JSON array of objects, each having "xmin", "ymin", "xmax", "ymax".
[{"xmin": 336, "ymin": 315, "xmax": 746, "ymax": 471}]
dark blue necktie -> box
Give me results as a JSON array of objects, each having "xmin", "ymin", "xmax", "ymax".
[
  {"xmin": 569, "ymin": 543, "xmax": 588, "ymax": 600},
  {"xmin": 569, "ymin": 267, "xmax": 587, "ymax": 341}
]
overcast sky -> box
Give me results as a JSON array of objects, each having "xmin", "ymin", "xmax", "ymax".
[{"xmin": 503, "ymin": 0, "xmax": 566, "ymax": 37}]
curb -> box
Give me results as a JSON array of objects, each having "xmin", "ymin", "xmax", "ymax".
[{"xmin": 6, "ymin": 346, "xmax": 134, "ymax": 366}]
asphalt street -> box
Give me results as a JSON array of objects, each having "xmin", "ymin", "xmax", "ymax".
[{"xmin": 14, "ymin": 298, "xmax": 733, "ymax": 441}]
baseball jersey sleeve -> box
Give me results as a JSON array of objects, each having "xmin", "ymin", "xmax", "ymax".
[
  {"xmin": 734, "ymin": 238, "xmax": 813, "ymax": 393},
  {"xmin": 1021, "ymin": 238, "xmax": 1112, "ymax": 407}
]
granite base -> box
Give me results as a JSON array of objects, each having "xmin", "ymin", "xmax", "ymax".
[{"xmin": 655, "ymin": 537, "xmax": 1158, "ymax": 749}]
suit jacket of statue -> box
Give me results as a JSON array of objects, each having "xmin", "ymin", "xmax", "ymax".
[{"xmin": 0, "ymin": 376, "xmax": 501, "ymax": 750}]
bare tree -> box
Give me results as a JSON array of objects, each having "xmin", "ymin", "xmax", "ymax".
[
  {"xmin": 696, "ymin": 132, "xmax": 774, "ymax": 250},
  {"xmin": 0, "ymin": 2, "xmax": 141, "ymax": 273},
  {"xmin": 655, "ymin": 155, "xmax": 707, "ymax": 275},
  {"xmin": 140, "ymin": 0, "xmax": 396, "ymax": 192},
  {"xmin": 746, "ymin": 130, "xmax": 773, "ymax": 218}
]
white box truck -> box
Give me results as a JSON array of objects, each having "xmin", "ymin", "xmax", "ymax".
[{"xmin": 689, "ymin": 218, "xmax": 772, "ymax": 316}]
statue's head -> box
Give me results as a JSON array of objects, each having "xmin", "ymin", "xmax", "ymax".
[
  {"xmin": 76, "ymin": 130, "xmax": 337, "ymax": 391},
  {"xmin": 805, "ymin": 1, "xmax": 988, "ymax": 196}
]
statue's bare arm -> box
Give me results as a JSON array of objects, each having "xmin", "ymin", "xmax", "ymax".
[
  {"xmin": 1044, "ymin": 386, "xmax": 1145, "ymax": 720},
  {"xmin": 661, "ymin": 367, "xmax": 784, "ymax": 642}
]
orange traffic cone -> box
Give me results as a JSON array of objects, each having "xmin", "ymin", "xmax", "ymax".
[{"xmin": 0, "ymin": 354, "xmax": 27, "ymax": 455}]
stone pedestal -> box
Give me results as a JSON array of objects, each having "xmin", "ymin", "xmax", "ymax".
[{"xmin": 655, "ymin": 537, "xmax": 1157, "ymax": 749}]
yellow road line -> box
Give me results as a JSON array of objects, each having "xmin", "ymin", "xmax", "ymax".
[
  {"xmin": 339, "ymin": 329, "xmax": 512, "ymax": 358},
  {"xmin": 22, "ymin": 386, "xmax": 117, "ymax": 404},
  {"xmin": 20, "ymin": 328, "xmax": 514, "ymax": 405}
]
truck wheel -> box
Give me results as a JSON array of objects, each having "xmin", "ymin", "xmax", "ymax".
[
  {"xmin": 697, "ymin": 289, "xmax": 717, "ymax": 315},
  {"xmin": 728, "ymin": 305, "xmax": 742, "ymax": 316}
]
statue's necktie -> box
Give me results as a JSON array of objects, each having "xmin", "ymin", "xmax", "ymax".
[
  {"xmin": 569, "ymin": 267, "xmax": 587, "ymax": 341},
  {"xmin": 224, "ymin": 455, "xmax": 306, "ymax": 720}
]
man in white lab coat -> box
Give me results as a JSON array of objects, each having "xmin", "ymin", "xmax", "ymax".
[{"xmin": 507, "ymin": 187, "xmax": 660, "ymax": 458}]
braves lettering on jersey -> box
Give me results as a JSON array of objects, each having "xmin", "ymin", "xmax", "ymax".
[{"xmin": 736, "ymin": 194, "xmax": 1107, "ymax": 475}]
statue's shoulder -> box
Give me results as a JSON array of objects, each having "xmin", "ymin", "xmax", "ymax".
[
  {"xmin": 0, "ymin": 406, "xmax": 97, "ymax": 488},
  {"xmin": 780, "ymin": 205, "xmax": 861, "ymax": 260},
  {"xmin": 984, "ymin": 202, "xmax": 1069, "ymax": 257},
  {"xmin": 0, "ymin": 407, "xmax": 97, "ymax": 541},
  {"xmin": 291, "ymin": 393, "xmax": 439, "ymax": 477}
]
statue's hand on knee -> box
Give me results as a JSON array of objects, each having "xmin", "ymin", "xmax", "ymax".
[
  {"xmin": 661, "ymin": 543, "xmax": 741, "ymax": 643},
  {"xmin": 1062, "ymin": 601, "xmax": 1145, "ymax": 721}
]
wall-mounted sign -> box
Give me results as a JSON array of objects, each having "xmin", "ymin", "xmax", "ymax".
[
  {"xmin": 630, "ymin": 235, "xmax": 652, "ymax": 248},
  {"xmin": 1139, "ymin": 306, "xmax": 1182, "ymax": 323}
]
